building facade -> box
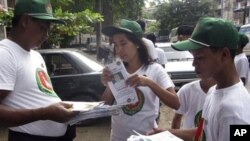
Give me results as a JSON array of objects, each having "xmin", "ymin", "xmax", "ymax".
[{"xmin": 214, "ymin": 0, "xmax": 250, "ymax": 25}]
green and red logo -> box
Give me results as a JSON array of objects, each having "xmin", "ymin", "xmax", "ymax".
[
  {"xmin": 194, "ymin": 110, "xmax": 202, "ymax": 127},
  {"xmin": 36, "ymin": 68, "xmax": 58, "ymax": 97},
  {"xmin": 122, "ymin": 88, "xmax": 145, "ymax": 116}
]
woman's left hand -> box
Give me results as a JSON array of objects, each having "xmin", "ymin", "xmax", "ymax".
[{"xmin": 126, "ymin": 74, "xmax": 150, "ymax": 87}]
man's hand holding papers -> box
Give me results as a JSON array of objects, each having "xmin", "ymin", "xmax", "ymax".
[{"xmin": 64, "ymin": 101, "xmax": 122, "ymax": 125}]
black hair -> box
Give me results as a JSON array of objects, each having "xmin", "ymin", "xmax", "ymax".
[
  {"xmin": 146, "ymin": 33, "xmax": 156, "ymax": 44},
  {"xmin": 177, "ymin": 25, "xmax": 194, "ymax": 36},
  {"xmin": 136, "ymin": 20, "xmax": 146, "ymax": 32},
  {"xmin": 238, "ymin": 34, "xmax": 249, "ymax": 49},
  {"xmin": 113, "ymin": 32, "xmax": 152, "ymax": 67}
]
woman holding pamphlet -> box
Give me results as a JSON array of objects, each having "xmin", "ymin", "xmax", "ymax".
[{"xmin": 101, "ymin": 19, "xmax": 180, "ymax": 141}]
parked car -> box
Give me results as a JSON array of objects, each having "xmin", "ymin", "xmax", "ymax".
[
  {"xmin": 156, "ymin": 42, "xmax": 198, "ymax": 90},
  {"xmin": 85, "ymin": 36, "xmax": 110, "ymax": 53},
  {"xmin": 38, "ymin": 48, "xmax": 106, "ymax": 102}
]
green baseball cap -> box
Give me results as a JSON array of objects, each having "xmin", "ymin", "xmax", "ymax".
[
  {"xmin": 238, "ymin": 33, "xmax": 249, "ymax": 48},
  {"xmin": 172, "ymin": 17, "xmax": 239, "ymax": 51},
  {"xmin": 14, "ymin": 0, "xmax": 64, "ymax": 24},
  {"xmin": 102, "ymin": 19, "xmax": 143, "ymax": 38}
]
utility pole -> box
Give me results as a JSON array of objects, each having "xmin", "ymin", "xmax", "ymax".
[
  {"xmin": 221, "ymin": 0, "xmax": 224, "ymax": 18},
  {"xmin": 95, "ymin": 0, "xmax": 102, "ymax": 61},
  {"xmin": 243, "ymin": 0, "xmax": 247, "ymax": 24}
]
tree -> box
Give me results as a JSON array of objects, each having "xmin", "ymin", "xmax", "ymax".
[
  {"xmin": 154, "ymin": 0, "xmax": 213, "ymax": 36},
  {"xmin": 0, "ymin": 1, "xmax": 103, "ymax": 48},
  {"xmin": 44, "ymin": 8, "xmax": 103, "ymax": 48},
  {"xmin": 102, "ymin": 0, "xmax": 145, "ymax": 26},
  {"xmin": 0, "ymin": 0, "xmax": 146, "ymax": 47}
]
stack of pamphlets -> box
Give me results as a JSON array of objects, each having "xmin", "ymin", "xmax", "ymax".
[
  {"xmin": 64, "ymin": 101, "xmax": 122, "ymax": 125},
  {"xmin": 127, "ymin": 130, "xmax": 183, "ymax": 141}
]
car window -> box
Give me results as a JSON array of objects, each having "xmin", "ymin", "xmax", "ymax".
[
  {"xmin": 156, "ymin": 42, "xmax": 193, "ymax": 62},
  {"xmin": 240, "ymin": 26, "xmax": 250, "ymax": 34},
  {"xmin": 42, "ymin": 54, "xmax": 79, "ymax": 76},
  {"xmin": 71, "ymin": 51, "xmax": 103, "ymax": 71}
]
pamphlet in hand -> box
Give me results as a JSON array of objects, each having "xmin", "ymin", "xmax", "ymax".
[
  {"xmin": 64, "ymin": 101, "xmax": 122, "ymax": 125},
  {"xmin": 63, "ymin": 101, "xmax": 104, "ymax": 112},
  {"xmin": 127, "ymin": 130, "xmax": 183, "ymax": 141},
  {"xmin": 106, "ymin": 60, "xmax": 138, "ymax": 105}
]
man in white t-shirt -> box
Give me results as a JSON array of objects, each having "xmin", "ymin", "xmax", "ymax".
[
  {"xmin": 146, "ymin": 33, "xmax": 166, "ymax": 68},
  {"xmin": 234, "ymin": 33, "xmax": 249, "ymax": 85},
  {"xmin": 137, "ymin": 20, "xmax": 158, "ymax": 61},
  {"xmin": 148, "ymin": 17, "xmax": 250, "ymax": 141},
  {"xmin": 171, "ymin": 78, "xmax": 215, "ymax": 129},
  {"xmin": 0, "ymin": 0, "xmax": 76, "ymax": 140}
]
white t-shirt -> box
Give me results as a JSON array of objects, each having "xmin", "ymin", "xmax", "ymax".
[
  {"xmin": 176, "ymin": 80, "xmax": 207, "ymax": 128},
  {"xmin": 0, "ymin": 39, "xmax": 67, "ymax": 137},
  {"xmin": 202, "ymin": 82, "xmax": 250, "ymax": 141},
  {"xmin": 155, "ymin": 47, "xmax": 166, "ymax": 65},
  {"xmin": 234, "ymin": 53, "xmax": 249, "ymax": 84},
  {"xmin": 110, "ymin": 63, "xmax": 174, "ymax": 141},
  {"xmin": 142, "ymin": 38, "xmax": 158, "ymax": 60}
]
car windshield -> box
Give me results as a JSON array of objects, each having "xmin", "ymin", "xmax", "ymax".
[
  {"xmin": 156, "ymin": 42, "xmax": 193, "ymax": 62},
  {"xmin": 240, "ymin": 26, "xmax": 250, "ymax": 34},
  {"xmin": 71, "ymin": 51, "xmax": 103, "ymax": 71}
]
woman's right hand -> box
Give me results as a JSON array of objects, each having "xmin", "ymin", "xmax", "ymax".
[{"xmin": 101, "ymin": 67, "xmax": 112, "ymax": 86}]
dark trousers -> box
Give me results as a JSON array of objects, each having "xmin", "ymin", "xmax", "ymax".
[{"xmin": 8, "ymin": 125, "xmax": 76, "ymax": 141}]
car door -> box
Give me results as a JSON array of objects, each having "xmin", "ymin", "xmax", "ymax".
[
  {"xmin": 42, "ymin": 52, "xmax": 104, "ymax": 102},
  {"xmin": 42, "ymin": 53, "xmax": 83, "ymax": 99}
]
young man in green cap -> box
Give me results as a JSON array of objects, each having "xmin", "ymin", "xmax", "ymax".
[
  {"xmin": 148, "ymin": 17, "xmax": 250, "ymax": 141},
  {"xmin": 234, "ymin": 33, "xmax": 249, "ymax": 85},
  {"xmin": 0, "ymin": 0, "xmax": 76, "ymax": 141}
]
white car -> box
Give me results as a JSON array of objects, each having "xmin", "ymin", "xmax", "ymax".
[{"xmin": 156, "ymin": 42, "xmax": 198, "ymax": 90}]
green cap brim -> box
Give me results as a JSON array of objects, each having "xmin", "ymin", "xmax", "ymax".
[
  {"xmin": 31, "ymin": 15, "xmax": 65, "ymax": 24},
  {"xmin": 171, "ymin": 39, "xmax": 206, "ymax": 51}
]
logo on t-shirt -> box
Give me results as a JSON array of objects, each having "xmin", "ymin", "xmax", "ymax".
[
  {"xmin": 193, "ymin": 110, "xmax": 206, "ymax": 141},
  {"xmin": 122, "ymin": 88, "xmax": 145, "ymax": 116},
  {"xmin": 194, "ymin": 110, "xmax": 202, "ymax": 127},
  {"xmin": 36, "ymin": 68, "xmax": 58, "ymax": 97}
]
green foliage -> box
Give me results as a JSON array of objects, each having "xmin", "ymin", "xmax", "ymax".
[
  {"xmin": 45, "ymin": 8, "xmax": 103, "ymax": 48},
  {"xmin": 0, "ymin": 4, "xmax": 103, "ymax": 48},
  {"xmin": 147, "ymin": 22, "xmax": 159, "ymax": 33},
  {"xmin": 0, "ymin": 8, "xmax": 13, "ymax": 27},
  {"xmin": 154, "ymin": 0, "xmax": 213, "ymax": 35},
  {"xmin": 111, "ymin": 0, "xmax": 144, "ymax": 22}
]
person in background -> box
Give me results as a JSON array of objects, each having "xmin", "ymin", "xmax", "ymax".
[
  {"xmin": 234, "ymin": 33, "xmax": 249, "ymax": 85},
  {"xmin": 136, "ymin": 20, "xmax": 158, "ymax": 62},
  {"xmin": 101, "ymin": 19, "xmax": 180, "ymax": 141},
  {"xmin": 147, "ymin": 17, "xmax": 250, "ymax": 141},
  {"xmin": 146, "ymin": 33, "xmax": 166, "ymax": 68},
  {"xmin": 177, "ymin": 25, "xmax": 193, "ymax": 41},
  {"xmin": 171, "ymin": 24, "xmax": 207, "ymax": 130},
  {"xmin": 0, "ymin": 0, "xmax": 76, "ymax": 140},
  {"xmin": 171, "ymin": 77, "xmax": 216, "ymax": 129}
]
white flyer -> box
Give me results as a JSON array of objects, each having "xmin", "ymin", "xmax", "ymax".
[
  {"xmin": 127, "ymin": 130, "xmax": 183, "ymax": 141},
  {"xmin": 107, "ymin": 60, "xmax": 138, "ymax": 105}
]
